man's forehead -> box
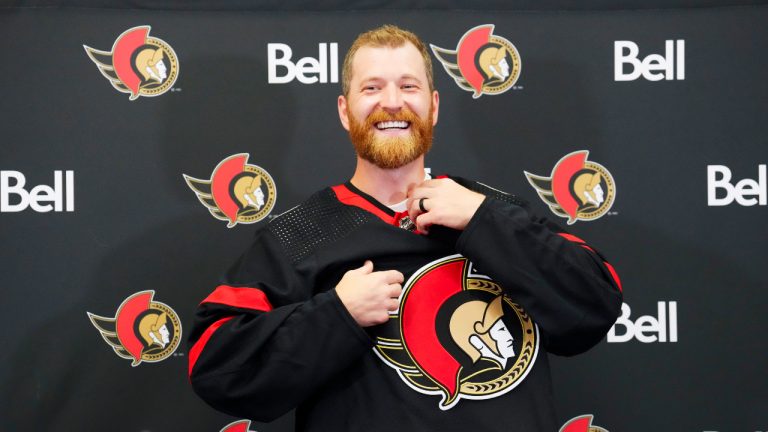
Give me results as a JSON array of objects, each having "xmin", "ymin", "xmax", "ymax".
[{"xmin": 350, "ymin": 42, "xmax": 427, "ymax": 82}]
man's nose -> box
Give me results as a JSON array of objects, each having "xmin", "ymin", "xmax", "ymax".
[{"xmin": 379, "ymin": 84, "xmax": 403, "ymax": 112}]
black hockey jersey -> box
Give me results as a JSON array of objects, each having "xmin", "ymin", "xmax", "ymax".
[{"xmin": 188, "ymin": 177, "xmax": 623, "ymax": 431}]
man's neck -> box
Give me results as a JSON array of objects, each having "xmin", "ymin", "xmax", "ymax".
[{"xmin": 349, "ymin": 157, "xmax": 426, "ymax": 206}]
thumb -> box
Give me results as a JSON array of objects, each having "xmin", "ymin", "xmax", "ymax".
[{"xmin": 356, "ymin": 260, "xmax": 374, "ymax": 274}]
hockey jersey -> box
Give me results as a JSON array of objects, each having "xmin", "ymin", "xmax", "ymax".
[{"xmin": 188, "ymin": 176, "xmax": 623, "ymax": 431}]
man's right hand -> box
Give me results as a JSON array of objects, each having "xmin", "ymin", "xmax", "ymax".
[{"xmin": 335, "ymin": 260, "xmax": 404, "ymax": 327}]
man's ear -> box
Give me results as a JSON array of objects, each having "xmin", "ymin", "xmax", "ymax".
[
  {"xmin": 338, "ymin": 95, "xmax": 350, "ymax": 131},
  {"xmin": 431, "ymin": 90, "xmax": 440, "ymax": 126}
]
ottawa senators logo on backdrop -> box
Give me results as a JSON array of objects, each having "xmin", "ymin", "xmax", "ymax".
[
  {"xmin": 184, "ymin": 153, "xmax": 277, "ymax": 228},
  {"xmin": 560, "ymin": 414, "xmax": 609, "ymax": 432},
  {"xmin": 524, "ymin": 150, "xmax": 616, "ymax": 225},
  {"xmin": 83, "ymin": 26, "xmax": 179, "ymax": 100},
  {"xmin": 374, "ymin": 255, "xmax": 539, "ymax": 410},
  {"xmin": 87, "ymin": 291, "xmax": 181, "ymax": 366},
  {"xmin": 431, "ymin": 24, "xmax": 521, "ymax": 98}
]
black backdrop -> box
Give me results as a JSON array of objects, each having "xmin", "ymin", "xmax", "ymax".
[{"xmin": 1, "ymin": 1, "xmax": 766, "ymax": 431}]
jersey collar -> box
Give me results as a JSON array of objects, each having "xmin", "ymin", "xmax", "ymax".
[{"xmin": 332, "ymin": 181, "xmax": 423, "ymax": 233}]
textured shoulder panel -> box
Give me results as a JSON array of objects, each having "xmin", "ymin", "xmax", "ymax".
[
  {"xmin": 266, "ymin": 188, "xmax": 378, "ymax": 264},
  {"xmin": 450, "ymin": 176, "xmax": 530, "ymax": 208}
]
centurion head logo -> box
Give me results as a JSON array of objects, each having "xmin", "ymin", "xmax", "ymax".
[
  {"xmin": 184, "ymin": 153, "xmax": 277, "ymax": 228},
  {"xmin": 525, "ymin": 150, "xmax": 616, "ymax": 225},
  {"xmin": 83, "ymin": 26, "xmax": 179, "ymax": 100},
  {"xmin": 430, "ymin": 24, "xmax": 521, "ymax": 98},
  {"xmin": 87, "ymin": 291, "xmax": 181, "ymax": 366},
  {"xmin": 374, "ymin": 255, "xmax": 539, "ymax": 410}
]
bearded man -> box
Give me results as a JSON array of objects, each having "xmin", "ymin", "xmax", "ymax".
[{"xmin": 188, "ymin": 25, "xmax": 622, "ymax": 432}]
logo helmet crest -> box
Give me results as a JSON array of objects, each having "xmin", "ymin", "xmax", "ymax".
[
  {"xmin": 431, "ymin": 24, "xmax": 521, "ymax": 98},
  {"xmin": 374, "ymin": 255, "xmax": 539, "ymax": 410},
  {"xmin": 83, "ymin": 26, "xmax": 179, "ymax": 100},
  {"xmin": 87, "ymin": 290, "xmax": 181, "ymax": 366},
  {"xmin": 183, "ymin": 153, "xmax": 277, "ymax": 228},
  {"xmin": 220, "ymin": 420, "xmax": 255, "ymax": 432},
  {"xmin": 525, "ymin": 150, "xmax": 616, "ymax": 224}
]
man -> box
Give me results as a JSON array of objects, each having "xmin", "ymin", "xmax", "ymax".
[{"xmin": 188, "ymin": 25, "xmax": 622, "ymax": 431}]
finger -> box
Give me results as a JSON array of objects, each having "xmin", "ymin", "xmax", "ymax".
[
  {"xmin": 420, "ymin": 178, "xmax": 443, "ymax": 188},
  {"xmin": 418, "ymin": 197, "xmax": 430, "ymax": 213},
  {"xmin": 405, "ymin": 196, "xmax": 415, "ymax": 210},
  {"xmin": 406, "ymin": 185, "xmax": 435, "ymax": 200},
  {"xmin": 386, "ymin": 298, "xmax": 400, "ymax": 311},
  {"xmin": 381, "ymin": 270, "xmax": 404, "ymax": 284},
  {"xmin": 407, "ymin": 198, "xmax": 425, "ymax": 222},
  {"xmin": 415, "ymin": 212, "xmax": 436, "ymax": 234},
  {"xmin": 387, "ymin": 283, "xmax": 402, "ymax": 298}
]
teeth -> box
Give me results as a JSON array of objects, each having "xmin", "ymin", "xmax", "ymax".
[{"xmin": 376, "ymin": 121, "xmax": 409, "ymax": 130}]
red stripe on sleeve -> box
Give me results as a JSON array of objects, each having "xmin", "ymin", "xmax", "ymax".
[
  {"xmin": 201, "ymin": 285, "xmax": 273, "ymax": 312},
  {"xmin": 559, "ymin": 233, "xmax": 622, "ymax": 292},
  {"xmin": 603, "ymin": 261, "xmax": 623, "ymax": 292},
  {"xmin": 558, "ymin": 232, "xmax": 586, "ymax": 244},
  {"xmin": 188, "ymin": 316, "xmax": 234, "ymax": 377}
]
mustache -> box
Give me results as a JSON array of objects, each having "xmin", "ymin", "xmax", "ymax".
[{"xmin": 363, "ymin": 107, "xmax": 422, "ymax": 125}]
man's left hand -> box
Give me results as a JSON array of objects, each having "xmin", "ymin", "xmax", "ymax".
[{"xmin": 406, "ymin": 178, "xmax": 486, "ymax": 233}]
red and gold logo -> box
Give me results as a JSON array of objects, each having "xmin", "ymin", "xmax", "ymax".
[
  {"xmin": 87, "ymin": 291, "xmax": 181, "ymax": 366},
  {"xmin": 560, "ymin": 414, "xmax": 609, "ymax": 432},
  {"xmin": 525, "ymin": 150, "xmax": 616, "ymax": 225},
  {"xmin": 184, "ymin": 153, "xmax": 277, "ymax": 228},
  {"xmin": 83, "ymin": 25, "xmax": 179, "ymax": 100},
  {"xmin": 220, "ymin": 420, "xmax": 256, "ymax": 432},
  {"xmin": 431, "ymin": 24, "xmax": 521, "ymax": 98},
  {"xmin": 374, "ymin": 255, "xmax": 539, "ymax": 410}
]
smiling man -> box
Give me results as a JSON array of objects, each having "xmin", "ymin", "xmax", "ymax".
[{"xmin": 188, "ymin": 25, "xmax": 622, "ymax": 431}]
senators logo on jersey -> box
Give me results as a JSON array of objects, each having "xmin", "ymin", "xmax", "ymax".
[
  {"xmin": 83, "ymin": 25, "xmax": 179, "ymax": 100},
  {"xmin": 87, "ymin": 291, "xmax": 181, "ymax": 366},
  {"xmin": 525, "ymin": 150, "xmax": 616, "ymax": 225},
  {"xmin": 184, "ymin": 153, "xmax": 277, "ymax": 228},
  {"xmin": 374, "ymin": 255, "xmax": 539, "ymax": 410},
  {"xmin": 431, "ymin": 24, "xmax": 521, "ymax": 98}
]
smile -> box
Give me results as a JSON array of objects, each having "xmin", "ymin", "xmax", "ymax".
[{"xmin": 375, "ymin": 121, "xmax": 410, "ymax": 130}]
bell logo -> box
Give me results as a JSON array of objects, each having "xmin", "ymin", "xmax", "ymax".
[
  {"xmin": 1, "ymin": 171, "xmax": 75, "ymax": 213},
  {"xmin": 708, "ymin": 165, "xmax": 767, "ymax": 206},
  {"xmin": 614, "ymin": 40, "xmax": 685, "ymax": 81},
  {"xmin": 607, "ymin": 302, "xmax": 678, "ymax": 343},
  {"xmin": 267, "ymin": 43, "xmax": 339, "ymax": 84}
]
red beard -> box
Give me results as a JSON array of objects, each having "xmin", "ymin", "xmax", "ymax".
[{"xmin": 348, "ymin": 106, "xmax": 433, "ymax": 169}]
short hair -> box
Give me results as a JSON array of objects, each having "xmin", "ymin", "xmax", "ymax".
[{"xmin": 341, "ymin": 24, "xmax": 435, "ymax": 96}]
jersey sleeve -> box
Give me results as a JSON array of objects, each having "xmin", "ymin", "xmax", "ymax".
[
  {"xmin": 453, "ymin": 178, "xmax": 623, "ymax": 356},
  {"xmin": 187, "ymin": 228, "xmax": 372, "ymax": 422}
]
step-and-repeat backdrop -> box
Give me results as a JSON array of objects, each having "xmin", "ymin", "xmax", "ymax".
[{"xmin": 1, "ymin": 3, "xmax": 766, "ymax": 431}]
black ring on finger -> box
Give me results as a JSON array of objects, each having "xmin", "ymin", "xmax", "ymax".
[{"xmin": 418, "ymin": 197, "xmax": 427, "ymax": 212}]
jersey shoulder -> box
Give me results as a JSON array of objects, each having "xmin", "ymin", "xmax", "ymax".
[
  {"xmin": 265, "ymin": 187, "xmax": 378, "ymax": 264},
  {"xmin": 448, "ymin": 175, "xmax": 531, "ymax": 208}
]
